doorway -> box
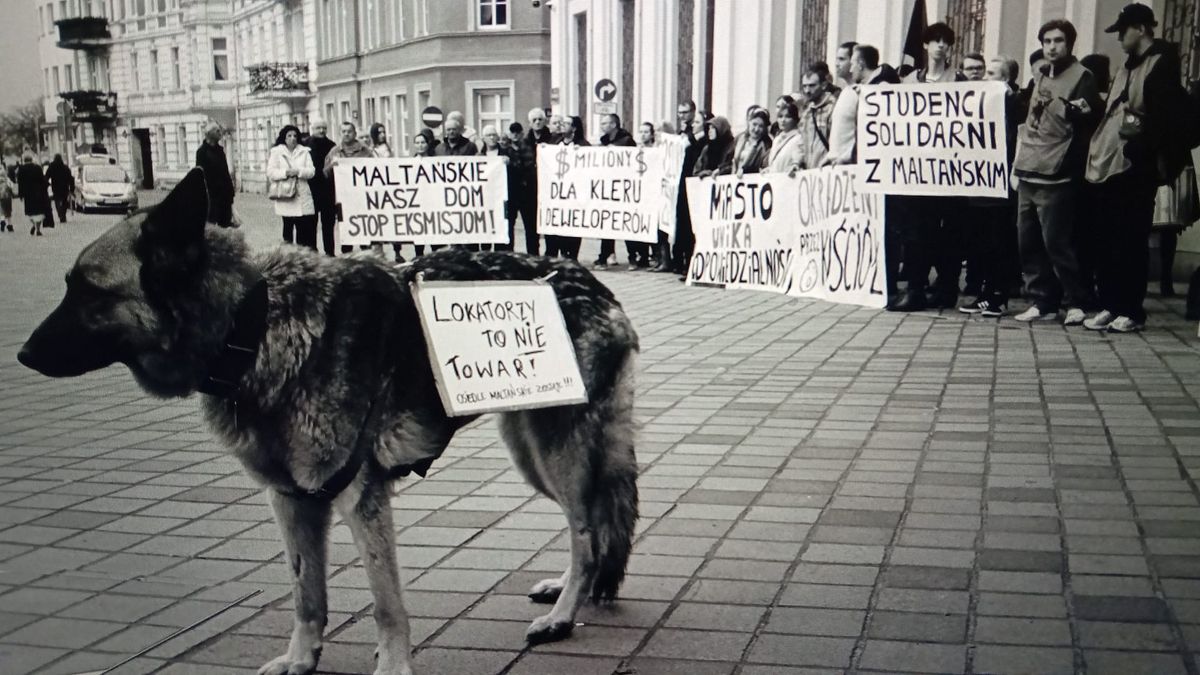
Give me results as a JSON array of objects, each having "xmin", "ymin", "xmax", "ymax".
[{"xmin": 130, "ymin": 128, "xmax": 153, "ymax": 189}]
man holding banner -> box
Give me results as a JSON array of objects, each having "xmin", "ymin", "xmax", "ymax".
[{"xmin": 594, "ymin": 114, "xmax": 641, "ymax": 269}]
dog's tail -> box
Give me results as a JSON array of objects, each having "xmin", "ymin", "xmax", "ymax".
[{"xmin": 589, "ymin": 353, "xmax": 639, "ymax": 603}]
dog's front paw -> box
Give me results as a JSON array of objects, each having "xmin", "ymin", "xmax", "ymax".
[
  {"xmin": 526, "ymin": 613, "xmax": 575, "ymax": 644},
  {"xmin": 258, "ymin": 652, "xmax": 318, "ymax": 675},
  {"xmin": 373, "ymin": 654, "xmax": 414, "ymax": 675},
  {"xmin": 528, "ymin": 577, "xmax": 564, "ymax": 604}
]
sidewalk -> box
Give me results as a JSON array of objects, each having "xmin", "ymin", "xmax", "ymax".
[{"xmin": 1, "ymin": 191, "xmax": 1199, "ymax": 674}]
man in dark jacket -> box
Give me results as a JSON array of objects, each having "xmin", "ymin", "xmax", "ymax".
[
  {"xmin": 515, "ymin": 108, "xmax": 558, "ymax": 256},
  {"xmin": 669, "ymin": 101, "xmax": 706, "ymax": 275},
  {"xmin": 595, "ymin": 114, "xmax": 639, "ymax": 269},
  {"xmin": 304, "ymin": 118, "xmax": 337, "ymax": 256},
  {"xmin": 434, "ymin": 116, "xmax": 479, "ymax": 156},
  {"xmin": 46, "ymin": 155, "xmax": 73, "ymax": 223},
  {"xmin": 195, "ymin": 122, "xmax": 236, "ymax": 227},
  {"xmin": 1084, "ymin": 3, "xmax": 1187, "ymax": 332}
]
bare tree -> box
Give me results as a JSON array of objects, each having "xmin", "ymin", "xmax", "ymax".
[{"xmin": 1, "ymin": 99, "xmax": 45, "ymax": 156}]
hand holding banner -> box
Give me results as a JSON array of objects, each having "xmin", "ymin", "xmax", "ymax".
[
  {"xmin": 334, "ymin": 156, "xmax": 509, "ymax": 246},
  {"xmin": 856, "ymin": 81, "xmax": 1010, "ymax": 198}
]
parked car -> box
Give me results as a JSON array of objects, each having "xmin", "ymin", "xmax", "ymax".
[{"xmin": 72, "ymin": 163, "xmax": 138, "ymax": 213}]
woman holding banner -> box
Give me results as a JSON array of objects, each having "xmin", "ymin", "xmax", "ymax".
[
  {"xmin": 768, "ymin": 102, "xmax": 804, "ymax": 174},
  {"xmin": 409, "ymin": 132, "xmax": 438, "ymax": 257},
  {"xmin": 694, "ymin": 116, "xmax": 734, "ymax": 178},
  {"xmin": 725, "ymin": 109, "xmax": 772, "ymax": 176},
  {"xmin": 267, "ymin": 125, "xmax": 318, "ymax": 250}
]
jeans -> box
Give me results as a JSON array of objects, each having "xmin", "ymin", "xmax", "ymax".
[
  {"xmin": 1016, "ymin": 182, "xmax": 1093, "ymax": 312},
  {"xmin": 1091, "ymin": 173, "xmax": 1156, "ymax": 323}
]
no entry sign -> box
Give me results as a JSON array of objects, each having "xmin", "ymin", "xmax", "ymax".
[{"xmin": 422, "ymin": 106, "xmax": 444, "ymax": 129}]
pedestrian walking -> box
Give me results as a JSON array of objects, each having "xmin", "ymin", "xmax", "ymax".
[
  {"xmin": 46, "ymin": 155, "xmax": 73, "ymax": 224},
  {"xmin": 196, "ymin": 122, "xmax": 237, "ymax": 228},
  {"xmin": 0, "ymin": 163, "xmax": 14, "ymax": 232},
  {"xmin": 17, "ymin": 155, "xmax": 50, "ymax": 236}
]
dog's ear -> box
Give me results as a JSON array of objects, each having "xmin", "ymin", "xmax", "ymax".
[
  {"xmin": 142, "ymin": 167, "xmax": 209, "ymax": 247},
  {"xmin": 139, "ymin": 168, "xmax": 210, "ymax": 274}
]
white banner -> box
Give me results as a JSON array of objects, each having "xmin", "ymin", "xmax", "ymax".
[
  {"xmin": 656, "ymin": 135, "xmax": 689, "ymax": 234},
  {"xmin": 537, "ymin": 145, "xmax": 674, "ymax": 243},
  {"xmin": 412, "ymin": 281, "xmax": 588, "ymax": 416},
  {"xmin": 856, "ymin": 81, "xmax": 1010, "ymax": 198},
  {"xmin": 334, "ymin": 156, "xmax": 509, "ymax": 246},
  {"xmin": 685, "ymin": 174, "xmax": 795, "ymax": 293},
  {"xmin": 786, "ymin": 166, "xmax": 888, "ymax": 308}
]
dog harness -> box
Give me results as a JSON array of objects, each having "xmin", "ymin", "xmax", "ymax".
[{"xmin": 198, "ymin": 275, "xmax": 269, "ymax": 399}]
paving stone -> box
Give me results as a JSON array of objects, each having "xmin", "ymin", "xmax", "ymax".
[
  {"xmin": 1084, "ymin": 650, "xmax": 1189, "ymax": 675},
  {"xmin": 762, "ymin": 607, "xmax": 865, "ymax": 637},
  {"xmin": 640, "ymin": 628, "xmax": 752, "ymax": 661},
  {"xmin": 868, "ymin": 611, "xmax": 967, "ymax": 643},
  {"xmin": 975, "ymin": 616, "xmax": 1073, "ymax": 646},
  {"xmin": 858, "ymin": 639, "xmax": 966, "ymax": 673},
  {"xmin": 746, "ymin": 634, "xmax": 855, "ymax": 668},
  {"xmin": 1074, "ymin": 595, "xmax": 1171, "ymax": 622},
  {"xmin": 1078, "ymin": 621, "xmax": 1178, "ymax": 651},
  {"xmin": 664, "ymin": 603, "xmax": 767, "ymax": 632},
  {"xmin": 973, "ymin": 645, "xmax": 1076, "ymax": 675}
]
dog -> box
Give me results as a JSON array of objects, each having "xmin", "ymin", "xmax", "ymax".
[{"xmin": 18, "ymin": 168, "xmax": 640, "ymax": 675}]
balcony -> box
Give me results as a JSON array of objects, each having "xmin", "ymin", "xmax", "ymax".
[
  {"xmin": 246, "ymin": 62, "xmax": 312, "ymax": 98},
  {"xmin": 60, "ymin": 90, "xmax": 118, "ymax": 124},
  {"xmin": 55, "ymin": 16, "xmax": 111, "ymax": 50}
]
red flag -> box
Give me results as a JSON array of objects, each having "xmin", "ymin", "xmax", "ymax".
[{"xmin": 900, "ymin": 0, "xmax": 928, "ymax": 77}]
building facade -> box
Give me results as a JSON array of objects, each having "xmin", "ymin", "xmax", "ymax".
[
  {"xmin": 551, "ymin": 0, "xmax": 1199, "ymax": 136},
  {"xmin": 314, "ymin": 0, "xmax": 551, "ymax": 157}
]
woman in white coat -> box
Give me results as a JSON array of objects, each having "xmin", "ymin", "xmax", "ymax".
[{"xmin": 267, "ymin": 124, "xmax": 318, "ymax": 249}]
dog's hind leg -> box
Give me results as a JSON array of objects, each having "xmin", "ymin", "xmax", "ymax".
[
  {"xmin": 335, "ymin": 478, "xmax": 413, "ymax": 675},
  {"xmin": 259, "ymin": 491, "xmax": 333, "ymax": 675},
  {"xmin": 500, "ymin": 410, "xmax": 597, "ymax": 645}
]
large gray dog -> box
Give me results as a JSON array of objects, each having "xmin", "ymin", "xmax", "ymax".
[{"xmin": 18, "ymin": 169, "xmax": 640, "ymax": 675}]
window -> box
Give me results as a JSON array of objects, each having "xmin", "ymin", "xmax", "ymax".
[
  {"xmin": 325, "ymin": 102, "xmax": 336, "ymax": 128},
  {"xmin": 417, "ymin": 88, "xmax": 430, "ymax": 117},
  {"xmin": 149, "ymin": 49, "xmax": 159, "ymax": 89},
  {"xmin": 177, "ymin": 125, "xmax": 187, "ymax": 168},
  {"xmin": 471, "ymin": 85, "xmax": 513, "ymax": 134},
  {"xmin": 320, "ymin": 0, "xmax": 353, "ymax": 58},
  {"xmin": 131, "ymin": 51, "xmax": 140, "ymax": 90},
  {"xmin": 340, "ymin": 100, "xmax": 351, "ymax": 127},
  {"xmin": 171, "ymin": 47, "xmax": 180, "ymax": 88},
  {"xmin": 380, "ymin": 96, "xmax": 392, "ymax": 140},
  {"xmin": 396, "ymin": 94, "xmax": 408, "ymax": 154},
  {"xmin": 47, "ymin": 4, "xmax": 55, "ymax": 32},
  {"xmin": 44, "ymin": 69, "xmax": 51, "ymax": 98},
  {"xmin": 212, "ymin": 38, "xmax": 228, "ymax": 81},
  {"xmin": 479, "ymin": 0, "xmax": 509, "ymax": 29},
  {"xmin": 157, "ymin": 125, "xmax": 167, "ymax": 168},
  {"xmin": 64, "ymin": 65, "xmax": 74, "ymax": 91}
]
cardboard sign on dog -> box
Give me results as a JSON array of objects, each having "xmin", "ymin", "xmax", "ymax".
[
  {"xmin": 335, "ymin": 156, "xmax": 509, "ymax": 246},
  {"xmin": 412, "ymin": 280, "xmax": 587, "ymax": 416}
]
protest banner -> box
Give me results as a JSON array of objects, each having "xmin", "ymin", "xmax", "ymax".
[
  {"xmin": 537, "ymin": 144, "xmax": 677, "ymax": 243},
  {"xmin": 411, "ymin": 280, "xmax": 588, "ymax": 416},
  {"xmin": 685, "ymin": 173, "xmax": 795, "ymax": 293},
  {"xmin": 656, "ymin": 135, "xmax": 689, "ymax": 234},
  {"xmin": 334, "ymin": 156, "xmax": 509, "ymax": 246},
  {"xmin": 787, "ymin": 165, "xmax": 888, "ymax": 308},
  {"xmin": 856, "ymin": 80, "xmax": 1010, "ymax": 198}
]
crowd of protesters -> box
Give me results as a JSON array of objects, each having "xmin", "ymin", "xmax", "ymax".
[{"xmin": 265, "ymin": 2, "xmax": 1197, "ymax": 332}]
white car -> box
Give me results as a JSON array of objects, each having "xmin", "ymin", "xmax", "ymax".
[{"xmin": 72, "ymin": 164, "xmax": 138, "ymax": 214}]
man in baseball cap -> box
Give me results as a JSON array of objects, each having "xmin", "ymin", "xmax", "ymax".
[{"xmin": 1104, "ymin": 2, "xmax": 1157, "ymax": 34}]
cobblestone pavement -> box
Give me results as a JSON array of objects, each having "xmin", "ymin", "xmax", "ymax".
[{"xmin": 2, "ymin": 192, "xmax": 1200, "ymax": 675}]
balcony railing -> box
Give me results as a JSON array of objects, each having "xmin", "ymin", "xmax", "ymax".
[
  {"xmin": 55, "ymin": 16, "xmax": 112, "ymax": 49},
  {"xmin": 60, "ymin": 90, "xmax": 119, "ymax": 123},
  {"xmin": 246, "ymin": 62, "xmax": 312, "ymax": 97}
]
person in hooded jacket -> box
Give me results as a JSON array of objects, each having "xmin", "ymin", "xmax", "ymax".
[
  {"xmin": 694, "ymin": 116, "xmax": 734, "ymax": 178},
  {"xmin": 46, "ymin": 155, "xmax": 73, "ymax": 223}
]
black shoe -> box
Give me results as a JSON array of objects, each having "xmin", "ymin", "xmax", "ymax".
[
  {"xmin": 651, "ymin": 261, "xmax": 673, "ymax": 273},
  {"xmin": 958, "ymin": 297, "xmax": 983, "ymax": 314},
  {"xmin": 979, "ymin": 299, "xmax": 1007, "ymax": 317},
  {"xmin": 889, "ymin": 290, "xmax": 927, "ymax": 312}
]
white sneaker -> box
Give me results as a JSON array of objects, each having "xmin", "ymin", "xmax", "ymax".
[
  {"xmin": 1015, "ymin": 306, "xmax": 1055, "ymax": 322},
  {"xmin": 1063, "ymin": 308, "xmax": 1086, "ymax": 326},
  {"xmin": 1107, "ymin": 315, "xmax": 1144, "ymax": 333},
  {"xmin": 1083, "ymin": 310, "xmax": 1115, "ymax": 331}
]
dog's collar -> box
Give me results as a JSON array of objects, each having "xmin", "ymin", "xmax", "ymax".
[{"xmin": 198, "ymin": 275, "xmax": 269, "ymax": 399}]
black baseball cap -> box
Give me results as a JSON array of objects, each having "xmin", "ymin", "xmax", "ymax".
[{"xmin": 1105, "ymin": 3, "xmax": 1157, "ymax": 33}]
